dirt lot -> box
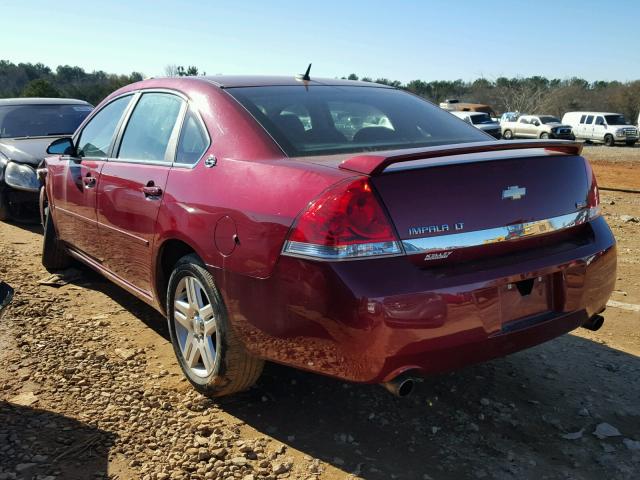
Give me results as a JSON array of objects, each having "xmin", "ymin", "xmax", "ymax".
[
  {"xmin": 1, "ymin": 154, "xmax": 639, "ymax": 480},
  {"xmin": 583, "ymin": 144, "xmax": 640, "ymax": 191}
]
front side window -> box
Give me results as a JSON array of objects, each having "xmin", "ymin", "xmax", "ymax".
[
  {"xmin": 175, "ymin": 108, "xmax": 209, "ymax": 164},
  {"xmin": 470, "ymin": 113, "xmax": 492, "ymax": 125},
  {"xmin": 227, "ymin": 85, "xmax": 487, "ymax": 157},
  {"xmin": 118, "ymin": 93, "xmax": 183, "ymax": 162},
  {"xmin": 579, "ymin": 115, "xmax": 586, "ymax": 123},
  {"xmin": 77, "ymin": 96, "xmax": 132, "ymax": 158},
  {"xmin": 595, "ymin": 116, "xmax": 605, "ymax": 126},
  {"xmin": 0, "ymin": 104, "xmax": 92, "ymax": 139}
]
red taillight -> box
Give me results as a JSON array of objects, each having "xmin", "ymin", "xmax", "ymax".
[
  {"xmin": 585, "ymin": 159, "xmax": 601, "ymax": 219},
  {"xmin": 283, "ymin": 178, "xmax": 402, "ymax": 260}
]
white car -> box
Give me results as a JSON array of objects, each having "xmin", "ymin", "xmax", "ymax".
[
  {"xmin": 562, "ymin": 111, "xmax": 638, "ymax": 147},
  {"xmin": 501, "ymin": 114, "xmax": 573, "ymax": 140},
  {"xmin": 450, "ymin": 111, "xmax": 501, "ymax": 139}
]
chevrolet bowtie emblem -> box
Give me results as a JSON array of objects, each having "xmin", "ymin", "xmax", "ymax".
[{"xmin": 502, "ymin": 185, "xmax": 526, "ymax": 200}]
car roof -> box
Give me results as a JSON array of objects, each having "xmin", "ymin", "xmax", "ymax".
[
  {"xmin": 0, "ymin": 97, "xmax": 92, "ymax": 106},
  {"xmin": 564, "ymin": 111, "xmax": 621, "ymax": 116},
  {"xmin": 199, "ymin": 75, "xmax": 394, "ymax": 89},
  {"xmin": 452, "ymin": 111, "xmax": 487, "ymax": 116}
]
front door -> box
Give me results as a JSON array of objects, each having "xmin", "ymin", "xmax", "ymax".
[
  {"xmin": 593, "ymin": 116, "xmax": 606, "ymax": 142},
  {"xmin": 96, "ymin": 92, "xmax": 185, "ymax": 295},
  {"xmin": 52, "ymin": 95, "xmax": 133, "ymax": 260}
]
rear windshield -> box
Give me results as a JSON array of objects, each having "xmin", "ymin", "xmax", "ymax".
[
  {"xmin": 0, "ymin": 104, "xmax": 93, "ymax": 138},
  {"xmin": 470, "ymin": 113, "xmax": 493, "ymax": 125},
  {"xmin": 226, "ymin": 86, "xmax": 488, "ymax": 156}
]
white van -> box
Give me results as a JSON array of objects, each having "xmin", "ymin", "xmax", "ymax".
[{"xmin": 561, "ymin": 112, "xmax": 638, "ymax": 146}]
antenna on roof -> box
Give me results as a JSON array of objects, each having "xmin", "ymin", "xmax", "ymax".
[{"xmin": 295, "ymin": 63, "xmax": 312, "ymax": 82}]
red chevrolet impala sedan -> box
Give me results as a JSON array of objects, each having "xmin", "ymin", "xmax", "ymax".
[{"xmin": 41, "ymin": 76, "xmax": 616, "ymax": 397}]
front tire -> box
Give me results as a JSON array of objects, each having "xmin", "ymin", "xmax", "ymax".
[
  {"xmin": 0, "ymin": 189, "xmax": 10, "ymax": 221},
  {"xmin": 41, "ymin": 206, "xmax": 71, "ymax": 271},
  {"xmin": 503, "ymin": 129, "xmax": 513, "ymax": 140},
  {"xmin": 604, "ymin": 134, "xmax": 615, "ymax": 147},
  {"xmin": 540, "ymin": 132, "xmax": 549, "ymax": 139},
  {"xmin": 166, "ymin": 254, "xmax": 264, "ymax": 397}
]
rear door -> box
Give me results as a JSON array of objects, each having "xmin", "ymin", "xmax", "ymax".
[
  {"xmin": 96, "ymin": 91, "xmax": 186, "ymax": 295},
  {"xmin": 51, "ymin": 95, "xmax": 133, "ymax": 260}
]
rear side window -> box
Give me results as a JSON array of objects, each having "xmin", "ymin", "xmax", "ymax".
[
  {"xmin": 579, "ymin": 115, "xmax": 586, "ymax": 123},
  {"xmin": 519, "ymin": 117, "xmax": 529, "ymax": 124},
  {"xmin": 118, "ymin": 93, "xmax": 183, "ymax": 162},
  {"xmin": 175, "ymin": 108, "xmax": 209, "ymax": 164},
  {"xmin": 227, "ymin": 85, "xmax": 487, "ymax": 157},
  {"xmin": 77, "ymin": 96, "xmax": 131, "ymax": 158},
  {"xmin": 586, "ymin": 115, "xmax": 594, "ymax": 124}
]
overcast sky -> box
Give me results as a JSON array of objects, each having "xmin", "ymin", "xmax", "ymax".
[{"xmin": 2, "ymin": 0, "xmax": 639, "ymax": 82}]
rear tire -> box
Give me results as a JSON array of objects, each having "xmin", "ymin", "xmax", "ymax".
[
  {"xmin": 503, "ymin": 129, "xmax": 513, "ymax": 140},
  {"xmin": 166, "ymin": 254, "xmax": 264, "ymax": 397},
  {"xmin": 41, "ymin": 206, "xmax": 71, "ymax": 271},
  {"xmin": 604, "ymin": 134, "xmax": 615, "ymax": 147},
  {"xmin": 540, "ymin": 132, "xmax": 549, "ymax": 139}
]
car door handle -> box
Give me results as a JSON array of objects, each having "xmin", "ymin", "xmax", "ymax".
[
  {"xmin": 142, "ymin": 185, "xmax": 163, "ymax": 198},
  {"xmin": 83, "ymin": 176, "xmax": 96, "ymax": 188}
]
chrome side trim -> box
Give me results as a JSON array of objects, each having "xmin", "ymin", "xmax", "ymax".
[{"xmin": 402, "ymin": 210, "xmax": 592, "ymax": 254}]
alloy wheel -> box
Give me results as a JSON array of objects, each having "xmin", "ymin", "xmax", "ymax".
[{"xmin": 173, "ymin": 275, "xmax": 219, "ymax": 378}]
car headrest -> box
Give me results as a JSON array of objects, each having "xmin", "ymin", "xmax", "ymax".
[
  {"xmin": 274, "ymin": 114, "xmax": 306, "ymax": 142},
  {"xmin": 353, "ymin": 126, "xmax": 397, "ymax": 143}
]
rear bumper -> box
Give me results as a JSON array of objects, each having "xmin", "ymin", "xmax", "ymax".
[{"xmin": 217, "ymin": 217, "xmax": 616, "ymax": 383}]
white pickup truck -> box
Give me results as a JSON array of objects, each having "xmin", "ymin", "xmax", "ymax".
[{"xmin": 501, "ymin": 114, "xmax": 573, "ymax": 140}]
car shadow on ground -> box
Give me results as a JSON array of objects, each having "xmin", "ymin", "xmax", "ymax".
[
  {"xmin": 222, "ymin": 333, "xmax": 640, "ymax": 479},
  {"xmin": 67, "ymin": 266, "xmax": 169, "ymax": 340},
  {"xmin": 0, "ymin": 401, "xmax": 115, "ymax": 479},
  {"xmin": 3, "ymin": 218, "xmax": 42, "ymax": 235},
  {"xmin": 57, "ymin": 266, "xmax": 640, "ymax": 479}
]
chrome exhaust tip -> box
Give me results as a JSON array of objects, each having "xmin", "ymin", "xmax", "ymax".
[
  {"xmin": 582, "ymin": 314, "xmax": 604, "ymax": 331},
  {"xmin": 382, "ymin": 374, "xmax": 416, "ymax": 397}
]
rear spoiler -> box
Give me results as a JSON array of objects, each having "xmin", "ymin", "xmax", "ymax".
[{"xmin": 338, "ymin": 140, "xmax": 583, "ymax": 175}]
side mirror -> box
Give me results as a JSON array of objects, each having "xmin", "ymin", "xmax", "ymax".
[
  {"xmin": 533, "ymin": 121, "xmax": 540, "ymax": 126},
  {"xmin": 0, "ymin": 282, "xmax": 13, "ymax": 319},
  {"xmin": 47, "ymin": 137, "xmax": 76, "ymax": 156}
]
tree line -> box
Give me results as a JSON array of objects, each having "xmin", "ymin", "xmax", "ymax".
[
  {"xmin": 345, "ymin": 73, "xmax": 640, "ymax": 121},
  {"xmin": 1, "ymin": 60, "xmax": 638, "ymax": 122}
]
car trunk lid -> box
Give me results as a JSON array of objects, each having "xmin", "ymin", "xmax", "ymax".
[{"xmin": 338, "ymin": 141, "xmax": 593, "ymax": 266}]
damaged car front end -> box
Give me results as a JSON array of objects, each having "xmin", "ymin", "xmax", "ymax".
[{"xmin": 0, "ymin": 98, "xmax": 92, "ymax": 221}]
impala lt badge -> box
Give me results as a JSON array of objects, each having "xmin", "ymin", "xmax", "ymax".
[
  {"xmin": 408, "ymin": 222, "xmax": 464, "ymax": 236},
  {"xmin": 502, "ymin": 185, "xmax": 526, "ymax": 200}
]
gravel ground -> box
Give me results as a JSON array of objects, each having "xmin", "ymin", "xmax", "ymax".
[{"xmin": 1, "ymin": 172, "xmax": 639, "ymax": 480}]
